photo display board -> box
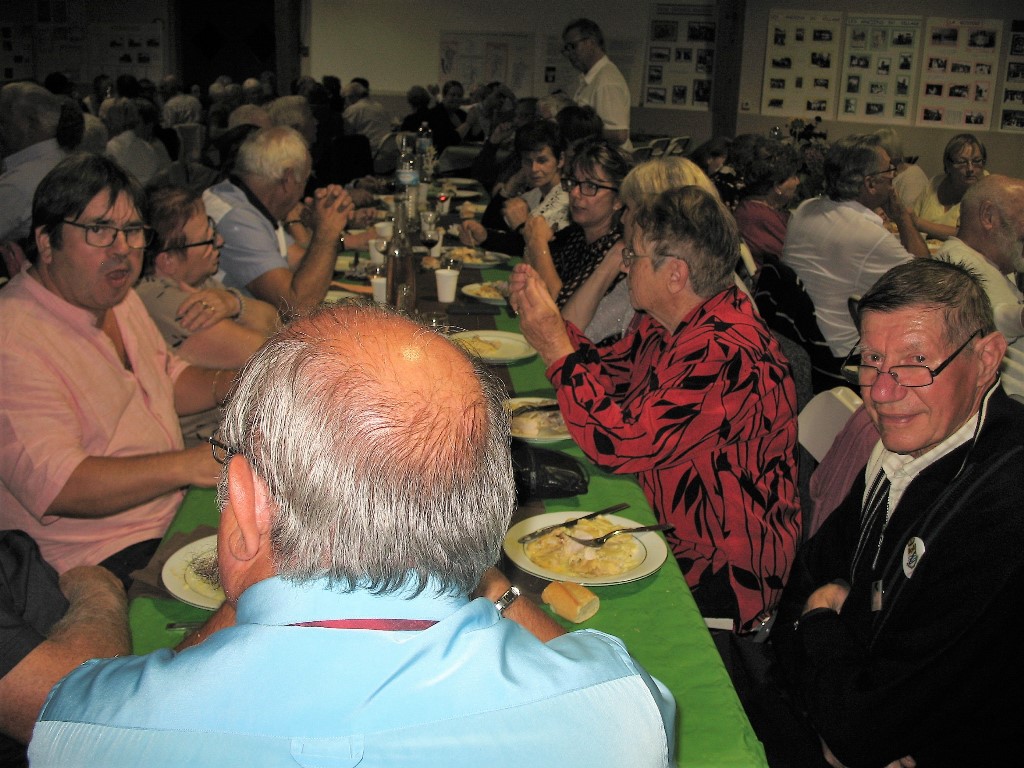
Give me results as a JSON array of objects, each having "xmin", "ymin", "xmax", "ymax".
[
  {"xmin": 998, "ymin": 19, "xmax": 1024, "ymax": 132},
  {"xmin": 916, "ymin": 17, "xmax": 1002, "ymax": 129},
  {"xmin": 838, "ymin": 15, "xmax": 924, "ymax": 124},
  {"xmin": 761, "ymin": 9, "xmax": 843, "ymax": 119},
  {"xmin": 643, "ymin": 2, "xmax": 717, "ymax": 111},
  {"xmin": 439, "ymin": 33, "xmax": 533, "ymax": 95}
]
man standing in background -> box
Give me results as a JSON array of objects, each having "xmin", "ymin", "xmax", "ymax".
[{"xmin": 562, "ymin": 18, "xmax": 632, "ymax": 150}]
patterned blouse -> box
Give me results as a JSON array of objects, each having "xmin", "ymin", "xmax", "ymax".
[
  {"xmin": 548, "ymin": 288, "xmax": 801, "ymax": 630},
  {"xmin": 551, "ymin": 224, "xmax": 623, "ymax": 308}
]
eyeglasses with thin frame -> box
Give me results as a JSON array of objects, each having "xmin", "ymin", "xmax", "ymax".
[
  {"xmin": 209, "ymin": 432, "xmax": 235, "ymax": 465},
  {"xmin": 841, "ymin": 328, "xmax": 983, "ymax": 388},
  {"xmin": 562, "ymin": 37, "xmax": 590, "ymax": 53},
  {"xmin": 865, "ymin": 164, "xmax": 898, "ymax": 179},
  {"xmin": 951, "ymin": 158, "xmax": 986, "ymax": 169},
  {"xmin": 620, "ymin": 245, "xmax": 653, "ymax": 268},
  {"xmin": 63, "ymin": 219, "xmax": 153, "ymax": 249},
  {"xmin": 167, "ymin": 216, "xmax": 219, "ymax": 252},
  {"xmin": 561, "ymin": 177, "xmax": 619, "ymax": 197}
]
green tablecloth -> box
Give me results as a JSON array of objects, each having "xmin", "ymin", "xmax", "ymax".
[{"xmin": 129, "ymin": 263, "xmax": 768, "ymax": 768}]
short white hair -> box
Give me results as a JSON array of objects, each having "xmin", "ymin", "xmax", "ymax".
[{"xmin": 235, "ymin": 125, "xmax": 310, "ymax": 182}]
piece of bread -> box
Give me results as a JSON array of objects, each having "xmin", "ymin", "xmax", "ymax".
[{"xmin": 542, "ymin": 581, "xmax": 600, "ymax": 623}]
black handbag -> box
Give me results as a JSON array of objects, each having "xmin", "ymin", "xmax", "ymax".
[{"xmin": 510, "ymin": 439, "xmax": 589, "ymax": 500}]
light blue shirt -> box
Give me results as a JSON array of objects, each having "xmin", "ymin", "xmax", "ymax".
[
  {"xmin": 203, "ymin": 177, "xmax": 291, "ymax": 296},
  {"xmin": 0, "ymin": 139, "xmax": 67, "ymax": 242},
  {"xmin": 31, "ymin": 577, "xmax": 675, "ymax": 767}
]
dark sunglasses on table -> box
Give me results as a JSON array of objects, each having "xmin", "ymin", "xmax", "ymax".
[
  {"xmin": 840, "ymin": 328, "xmax": 982, "ymax": 388},
  {"xmin": 561, "ymin": 177, "xmax": 619, "ymax": 196},
  {"xmin": 167, "ymin": 217, "xmax": 219, "ymax": 251},
  {"xmin": 63, "ymin": 220, "xmax": 153, "ymax": 249}
]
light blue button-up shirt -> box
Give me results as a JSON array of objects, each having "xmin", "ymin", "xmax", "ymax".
[{"xmin": 31, "ymin": 576, "xmax": 675, "ymax": 767}]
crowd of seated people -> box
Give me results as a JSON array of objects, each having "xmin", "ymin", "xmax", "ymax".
[{"xmin": 3, "ymin": 54, "xmax": 1023, "ymax": 768}]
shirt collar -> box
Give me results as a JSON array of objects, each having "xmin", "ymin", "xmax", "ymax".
[
  {"xmin": 19, "ymin": 265, "xmax": 115, "ymax": 330},
  {"xmin": 237, "ymin": 575, "xmax": 471, "ymax": 627},
  {"xmin": 229, "ymin": 174, "xmax": 280, "ymax": 227},
  {"xmin": 582, "ymin": 54, "xmax": 611, "ymax": 84}
]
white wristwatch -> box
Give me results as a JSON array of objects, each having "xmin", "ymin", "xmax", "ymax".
[{"xmin": 493, "ymin": 585, "xmax": 521, "ymax": 616}]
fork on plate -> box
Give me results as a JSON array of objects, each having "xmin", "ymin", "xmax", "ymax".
[{"xmin": 567, "ymin": 523, "xmax": 674, "ymax": 547}]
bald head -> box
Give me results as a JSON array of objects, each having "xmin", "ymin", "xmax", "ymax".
[
  {"xmin": 218, "ymin": 303, "xmax": 515, "ymax": 595},
  {"xmin": 958, "ymin": 174, "xmax": 1024, "ymax": 273},
  {"xmin": 0, "ymin": 82, "xmax": 62, "ymax": 157}
]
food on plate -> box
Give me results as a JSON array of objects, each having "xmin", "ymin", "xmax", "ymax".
[
  {"xmin": 513, "ymin": 409, "xmax": 565, "ymax": 437},
  {"xmin": 446, "ymin": 246, "xmax": 488, "ymax": 264},
  {"xmin": 472, "ymin": 281, "xmax": 508, "ymax": 299},
  {"xmin": 453, "ymin": 334, "xmax": 501, "ymax": 356},
  {"xmin": 524, "ymin": 516, "xmax": 644, "ymax": 578},
  {"xmin": 542, "ymin": 581, "xmax": 600, "ymax": 623},
  {"xmin": 183, "ymin": 548, "xmax": 225, "ymax": 602}
]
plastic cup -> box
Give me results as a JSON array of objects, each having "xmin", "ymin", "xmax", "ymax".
[
  {"xmin": 369, "ymin": 238, "xmax": 387, "ymax": 265},
  {"xmin": 369, "ymin": 265, "xmax": 388, "ymax": 304},
  {"xmin": 374, "ymin": 221, "xmax": 394, "ymax": 239},
  {"xmin": 435, "ymin": 268, "xmax": 460, "ymax": 304}
]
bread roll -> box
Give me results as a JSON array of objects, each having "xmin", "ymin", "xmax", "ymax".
[{"xmin": 542, "ymin": 581, "xmax": 600, "ymax": 623}]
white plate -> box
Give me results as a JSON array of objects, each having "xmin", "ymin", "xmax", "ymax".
[
  {"xmin": 505, "ymin": 397, "xmax": 570, "ymax": 443},
  {"xmin": 450, "ymin": 330, "xmax": 536, "ymax": 364},
  {"xmin": 462, "ymin": 282, "xmax": 507, "ymax": 305},
  {"xmin": 503, "ymin": 512, "xmax": 669, "ymax": 586},
  {"xmin": 443, "ymin": 177, "xmax": 477, "ymax": 186},
  {"xmin": 444, "ymin": 247, "xmax": 502, "ymax": 266},
  {"xmin": 325, "ymin": 289, "xmax": 361, "ymax": 302},
  {"xmin": 161, "ymin": 535, "xmax": 225, "ymax": 610},
  {"xmin": 454, "ymin": 189, "xmax": 482, "ymax": 199}
]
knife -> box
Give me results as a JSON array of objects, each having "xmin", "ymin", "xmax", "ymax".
[{"xmin": 517, "ymin": 502, "xmax": 630, "ymax": 544}]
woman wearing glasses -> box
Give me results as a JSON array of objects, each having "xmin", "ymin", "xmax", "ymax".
[
  {"xmin": 137, "ymin": 185, "xmax": 278, "ymax": 443},
  {"xmin": 522, "ymin": 137, "xmax": 633, "ymax": 305},
  {"xmin": 912, "ymin": 133, "xmax": 988, "ymax": 240}
]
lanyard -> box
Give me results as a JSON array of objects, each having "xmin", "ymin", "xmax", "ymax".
[{"xmin": 288, "ymin": 618, "xmax": 437, "ymax": 631}]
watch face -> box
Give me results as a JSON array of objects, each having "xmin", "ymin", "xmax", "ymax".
[{"xmin": 494, "ymin": 585, "xmax": 521, "ymax": 614}]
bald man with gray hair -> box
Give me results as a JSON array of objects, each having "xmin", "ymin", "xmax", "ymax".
[
  {"xmin": 937, "ymin": 174, "xmax": 1024, "ymax": 399},
  {"xmin": 30, "ymin": 303, "xmax": 676, "ymax": 767},
  {"xmin": 342, "ymin": 79, "xmax": 390, "ymax": 151},
  {"xmin": 0, "ymin": 82, "xmax": 67, "ymax": 243}
]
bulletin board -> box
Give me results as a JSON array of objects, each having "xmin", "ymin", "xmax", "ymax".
[
  {"xmin": 760, "ymin": 9, "xmax": 843, "ymax": 120},
  {"xmin": 916, "ymin": 17, "xmax": 1002, "ymax": 129},
  {"xmin": 998, "ymin": 19, "xmax": 1024, "ymax": 132},
  {"xmin": 837, "ymin": 15, "xmax": 924, "ymax": 125},
  {"xmin": 86, "ymin": 23, "xmax": 165, "ymax": 83},
  {"xmin": 438, "ymin": 32, "xmax": 533, "ymax": 95},
  {"xmin": 642, "ymin": 2, "xmax": 717, "ymax": 111}
]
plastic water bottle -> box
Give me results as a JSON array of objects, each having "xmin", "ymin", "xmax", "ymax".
[{"xmin": 395, "ymin": 134, "xmax": 420, "ymax": 220}]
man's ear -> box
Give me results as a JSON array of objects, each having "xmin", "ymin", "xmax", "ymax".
[
  {"xmin": 974, "ymin": 330, "xmax": 1008, "ymax": 386},
  {"xmin": 35, "ymin": 227, "xmax": 53, "ymax": 265},
  {"xmin": 223, "ymin": 455, "xmax": 272, "ymax": 563}
]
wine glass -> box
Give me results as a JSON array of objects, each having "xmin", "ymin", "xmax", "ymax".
[{"xmin": 420, "ymin": 211, "xmax": 440, "ymax": 249}]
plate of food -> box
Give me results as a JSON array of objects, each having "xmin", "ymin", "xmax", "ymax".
[
  {"xmin": 443, "ymin": 177, "xmax": 477, "ymax": 186},
  {"xmin": 453, "ymin": 189, "xmax": 482, "ymax": 199},
  {"xmin": 450, "ymin": 331, "xmax": 536, "ymax": 364},
  {"xmin": 161, "ymin": 535, "xmax": 225, "ymax": 610},
  {"xmin": 444, "ymin": 246, "xmax": 503, "ymax": 266},
  {"xmin": 503, "ymin": 513, "xmax": 669, "ymax": 586},
  {"xmin": 462, "ymin": 281, "xmax": 508, "ymax": 305},
  {"xmin": 505, "ymin": 397, "xmax": 570, "ymax": 443}
]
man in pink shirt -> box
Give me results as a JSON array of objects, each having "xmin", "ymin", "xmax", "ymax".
[{"xmin": 0, "ymin": 154, "xmax": 228, "ymax": 584}]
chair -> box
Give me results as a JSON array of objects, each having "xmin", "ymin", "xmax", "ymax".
[
  {"xmin": 173, "ymin": 123, "xmax": 205, "ymax": 164},
  {"xmin": 797, "ymin": 387, "xmax": 863, "ymax": 463},
  {"xmin": 642, "ymin": 137, "xmax": 670, "ymax": 158}
]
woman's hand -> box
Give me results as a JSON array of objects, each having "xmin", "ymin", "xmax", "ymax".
[{"xmin": 176, "ymin": 285, "xmax": 240, "ymax": 331}]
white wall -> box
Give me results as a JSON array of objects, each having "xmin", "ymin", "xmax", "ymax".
[{"xmin": 307, "ymin": 0, "xmax": 1024, "ymax": 177}]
